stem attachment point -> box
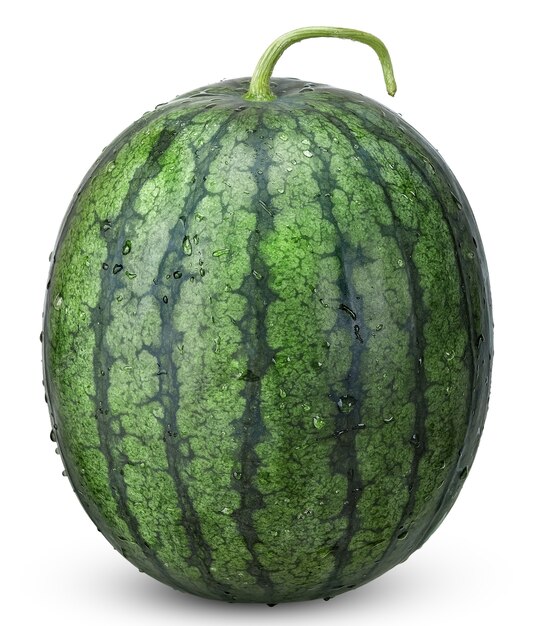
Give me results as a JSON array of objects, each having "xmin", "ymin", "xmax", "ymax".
[{"xmin": 244, "ymin": 26, "xmax": 397, "ymax": 102}]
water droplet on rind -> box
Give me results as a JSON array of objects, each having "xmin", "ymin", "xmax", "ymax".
[
  {"xmin": 53, "ymin": 295, "xmax": 63, "ymax": 310},
  {"xmin": 122, "ymin": 240, "xmax": 132, "ymax": 255},
  {"xmin": 336, "ymin": 395, "xmax": 356, "ymax": 413},
  {"xmin": 182, "ymin": 236, "xmax": 193, "ymax": 256},
  {"xmin": 238, "ymin": 369, "xmax": 259, "ymax": 382},
  {"xmin": 313, "ymin": 415, "xmax": 325, "ymax": 429},
  {"xmin": 410, "ymin": 433, "xmax": 421, "ymax": 447},
  {"xmin": 451, "ymin": 192, "xmax": 463, "ymax": 210},
  {"xmin": 339, "ymin": 303, "xmax": 357, "ymax": 320}
]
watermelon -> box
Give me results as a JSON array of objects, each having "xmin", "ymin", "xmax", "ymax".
[{"xmin": 42, "ymin": 27, "xmax": 492, "ymax": 604}]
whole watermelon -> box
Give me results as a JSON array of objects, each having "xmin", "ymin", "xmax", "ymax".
[{"xmin": 42, "ymin": 27, "xmax": 492, "ymax": 604}]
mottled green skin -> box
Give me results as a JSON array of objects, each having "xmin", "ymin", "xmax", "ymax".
[{"xmin": 43, "ymin": 78, "xmax": 492, "ymax": 603}]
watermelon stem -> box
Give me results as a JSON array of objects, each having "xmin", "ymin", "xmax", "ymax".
[{"xmin": 244, "ymin": 26, "xmax": 397, "ymax": 101}]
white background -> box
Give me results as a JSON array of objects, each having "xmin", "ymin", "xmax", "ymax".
[{"xmin": 1, "ymin": 0, "xmax": 532, "ymax": 624}]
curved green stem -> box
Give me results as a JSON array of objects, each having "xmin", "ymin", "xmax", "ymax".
[{"xmin": 245, "ymin": 26, "xmax": 397, "ymax": 102}]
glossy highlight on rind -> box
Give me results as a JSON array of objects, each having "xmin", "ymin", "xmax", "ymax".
[{"xmin": 43, "ymin": 77, "xmax": 493, "ymax": 603}]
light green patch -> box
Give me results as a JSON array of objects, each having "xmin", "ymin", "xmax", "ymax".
[
  {"xmin": 168, "ymin": 112, "xmax": 265, "ymax": 595},
  {"xmin": 311, "ymin": 112, "xmax": 416, "ymax": 582},
  {"xmin": 246, "ymin": 112, "xmax": 352, "ymax": 598},
  {"xmin": 330, "ymin": 104, "xmax": 471, "ymax": 572}
]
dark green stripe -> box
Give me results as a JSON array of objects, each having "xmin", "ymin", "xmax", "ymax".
[
  {"xmin": 339, "ymin": 104, "xmax": 431, "ymax": 567},
  {"xmin": 367, "ymin": 217, "xmax": 428, "ymax": 568},
  {"xmin": 381, "ymin": 142, "xmax": 479, "ymax": 547},
  {"xmin": 325, "ymin": 258, "xmax": 366, "ymax": 583},
  {"xmin": 92, "ymin": 123, "xmax": 179, "ymax": 586},
  {"xmin": 341, "ymin": 100, "xmax": 476, "ymax": 562},
  {"xmin": 293, "ymin": 115, "xmax": 367, "ymax": 587},
  {"xmin": 346, "ymin": 105, "xmax": 479, "ymax": 546},
  {"xmin": 151, "ymin": 111, "xmax": 238, "ymax": 598},
  {"xmin": 161, "ymin": 107, "xmax": 267, "ymax": 599},
  {"xmin": 303, "ymin": 102, "xmax": 430, "ymax": 585},
  {"xmin": 230, "ymin": 111, "xmax": 276, "ymax": 596},
  {"xmin": 250, "ymin": 108, "xmax": 351, "ymax": 598}
]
